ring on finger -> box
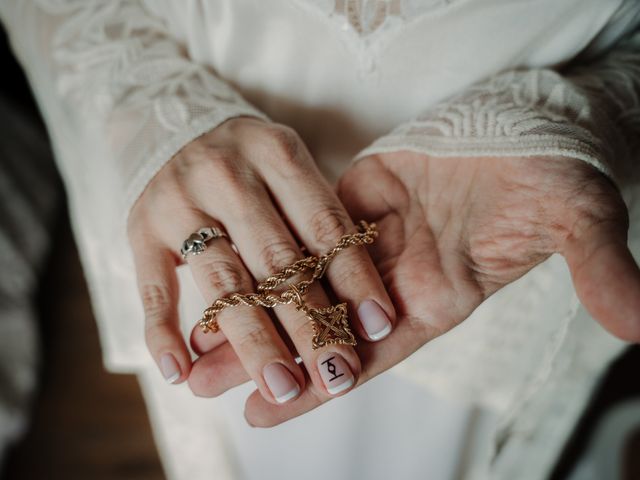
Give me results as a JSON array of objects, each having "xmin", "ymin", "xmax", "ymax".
[{"xmin": 181, "ymin": 226, "xmax": 238, "ymax": 259}]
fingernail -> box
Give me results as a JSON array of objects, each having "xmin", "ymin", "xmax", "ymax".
[
  {"xmin": 263, "ymin": 362, "xmax": 300, "ymax": 404},
  {"xmin": 317, "ymin": 352, "xmax": 354, "ymax": 395},
  {"xmin": 358, "ymin": 299, "xmax": 392, "ymax": 341},
  {"xmin": 160, "ymin": 353, "xmax": 181, "ymax": 384}
]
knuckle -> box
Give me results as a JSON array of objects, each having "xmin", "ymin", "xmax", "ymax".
[
  {"xmin": 179, "ymin": 135, "xmax": 231, "ymax": 161},
  {"xmin": 202, "ymin": 150, "xmax": 262, "ymax": 208},
  {"xmin": 264, "ymin": 124, "xmax": 303, "ymax": 162},
  {"xmin": 258, "ymin": 240, "xmax": 299, "ymax": 274},
  {"xmin": 236, "ymin": 323, "xmax": 272, "ymax": 350},
  {"xmin": 205, "ymin": 146, "xmax": 242, "ymax": 169},
  {"xmin": 308, "ymin": 207, "xmax": 350, "ymax": 247},
  {"xmin": 223, "ymin": 116, "xmax": 266, "ymax": 136},
  {"xmin": 200, "ymin": 148, "xmax": 244, "ymax": 185},
  {"xmin": 201, "ymin": 260, "xmax": 246, "ymax": 295},
  {"xmin": 173, "ymin": 142, "xmax": 211, "ymax": 172},
  {"xmin": 178, "ymin": 144, "xmax": 246, "ymax": 186},
  {"xmin": 140, "ymin": 284, "xmax": 174, "ymax": 323}
]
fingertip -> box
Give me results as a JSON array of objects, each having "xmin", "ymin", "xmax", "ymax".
[
  {"xmin": 244, "ymin": 390, "xmax": 278, "ymax": 428},
  {"xmin": 145, "ymin": 323, "xmax": 192, "ymax": 384},
  {"xmin": 244, "ymin": 390, "xmax": 267, "ymax": 428},
  {"xmin": 262, "ymin": 362, "xmax": 303, "ymax": 405},
  {"xmin": 244, "ymin": 385, "xmax": 326, "ymax": 428},
  {"xmin": 187, "ymin": 358, "xmax": 216, "ymax": 397},
  {"xmin": 569, "ymin": 241, "xmax": 640, "ymax": 343},
  {"xmin": 187, "ymin": 343, "xmax": 251, "ymax": 397},
  {"xmin": 161, "ymin": 347, "xmax": 192, "ymax": 385},
  {"xmin": 159, "ymin": 352, "xmax": 182, "ymax": 384},
  {"xmin": 357, "ymin": 299, "xmax": 394, "ymax": 342},
  {"xmin": 316, "ymin": 350, "xmax": 358, "ymax": 397},
  {"xmin": 596, "ymin": 246, "xmax": 640, "ymax": 343},
  {"xmin": 244, "ymin": 413, "xmax": 257, "ymax": 429}
]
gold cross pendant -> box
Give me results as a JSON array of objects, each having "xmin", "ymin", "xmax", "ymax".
[{"xmin": 308, "ymin": 303, "xmax": 357, "ymax": 350}]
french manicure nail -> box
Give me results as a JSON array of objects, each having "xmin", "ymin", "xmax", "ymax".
[
  {"xmin": 358, "ymin": 299, "xmax": 392, "ymax": 341},
  {"xmin": 160, "ymin": 353, "xmax": 181, "ymax": 384},
  {"xmin": 317, "ymin": 352, "xmax": 354, "ymax": 395},
  {"xmin": 263, "ymin": 362, "xmax": 300, "ymax": 403}
]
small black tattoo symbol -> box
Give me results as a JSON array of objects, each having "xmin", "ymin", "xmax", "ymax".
[{"xmin": 321, "ymin": 356, "xmax": 344, "ymax": 382}]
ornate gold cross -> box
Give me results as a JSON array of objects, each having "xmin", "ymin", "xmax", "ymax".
[{"xmin": 307, "ymin": 303, "xmax": 357, "ymax": 350}]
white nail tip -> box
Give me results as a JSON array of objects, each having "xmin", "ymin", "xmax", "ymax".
[
  {"xmin": 275, "ymin": 385, "xmax": 300, "ymax": 403},
  {"xmin": 327, "ymin": 377, "xmax": 354, "ymax": 395},
  {"xmin": 368, "ymin": 323, "xmax": 392, "ymax": 341},
  {"xmin": 166, "ymin": 372, "xmax": 180, "ymax": 384}
]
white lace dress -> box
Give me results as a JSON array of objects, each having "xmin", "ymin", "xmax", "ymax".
[{"xmin": 1, "ymin": 1, "xmax": 639, "ymax": 479}]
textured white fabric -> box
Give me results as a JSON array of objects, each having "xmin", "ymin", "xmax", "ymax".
[
  {"xmin": 138, "ymin": 365, "xmax": 493, "ymax": 480},
  {"xmin": 355, "ymin": 32, "xmax": 640, "ymax": 186},
  {"xmin": 1, "ymin": 0, "xmax": 639, "ymax": 479}
]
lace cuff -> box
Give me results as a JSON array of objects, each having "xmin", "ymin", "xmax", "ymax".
[{"xmin": 354, "ymin": 27, "xmax": 640, "ymax": 190}]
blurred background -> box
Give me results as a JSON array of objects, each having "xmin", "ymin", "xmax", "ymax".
[
  {"xmin": 0, "ymin": 24, "xmax": 639, "ymax": 480},
  {"xmin": 0, "ymin": 27, "xmax": 163, "ymax": 480}
]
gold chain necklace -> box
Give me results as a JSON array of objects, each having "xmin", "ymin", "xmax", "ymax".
[{"xmin": 198, "ymin": 221, "xmax": 378, "ymax": 349}]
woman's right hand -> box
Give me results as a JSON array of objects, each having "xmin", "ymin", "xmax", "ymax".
[{"xmin": 126, "ymin": 117, "xmax": 395, "ymax": 405}]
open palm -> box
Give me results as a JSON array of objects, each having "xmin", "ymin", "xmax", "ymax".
[{"xmin": 243, "ymin": 151, "xmax": 640, "ymax": 426}]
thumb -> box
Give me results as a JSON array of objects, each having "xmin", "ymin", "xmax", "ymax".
[{"xmin": 563, "ymin": 220, "xmax": 640, "ymax": 343}]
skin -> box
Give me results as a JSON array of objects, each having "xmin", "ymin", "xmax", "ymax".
[
  {"xmin": 241, "ymin": 150, "xmax": 640, "ymax": 426},
  {"xmin": 128, "ymin": 117, "xmax": 640, "ymax": 427},
  {"xmin": 127, "ymin": 117, "xmax": 395, "ymax": 405}
]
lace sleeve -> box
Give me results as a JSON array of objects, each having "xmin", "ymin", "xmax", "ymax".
[
  {"xmin": 0, "ymin": 0, "xmax": 271, "ymax": 368},
  {"xmin": 0, "ymin": 0, "xmax": 269, "ymax": 230},
  {"xmin": 354, "ymin": 25, "xmax": 640, "ymax": 189}
]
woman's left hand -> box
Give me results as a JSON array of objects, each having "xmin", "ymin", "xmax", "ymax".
[{"xmin": 193, "ymin": 151, "xmax": 640, "ymax": 426}]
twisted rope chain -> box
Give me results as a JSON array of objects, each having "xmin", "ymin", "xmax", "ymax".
[{"xmin": 198, "ymin": 220, "xmax": 378, "ymax": 333}]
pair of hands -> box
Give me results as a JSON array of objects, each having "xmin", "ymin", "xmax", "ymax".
[{"xmin": 128, "ymin": 117, "xmax": 640, "ymax": 427}]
